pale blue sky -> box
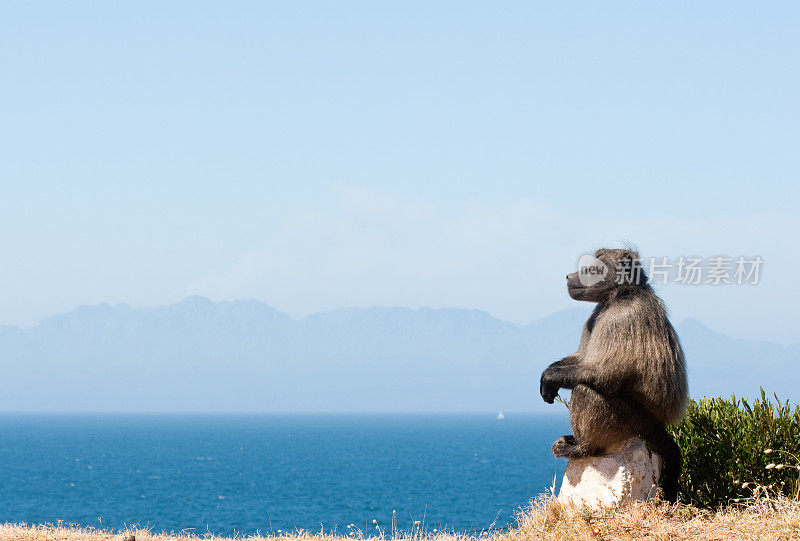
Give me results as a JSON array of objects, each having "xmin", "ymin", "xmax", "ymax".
[{"xmin": 1, "ymin": 2, "xmax": 798, "ymax": 343}]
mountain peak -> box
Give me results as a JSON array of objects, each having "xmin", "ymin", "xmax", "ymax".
[{"xmin": 2, "ymin": 300, "xmax": 795, "ymax": 412}]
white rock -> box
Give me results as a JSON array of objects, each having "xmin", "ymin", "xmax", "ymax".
[{"xmin": 557, "ymin": 437, "xmax": 661, "ymax": 508}]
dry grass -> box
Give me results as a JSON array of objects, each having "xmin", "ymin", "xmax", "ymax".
[
  {"xmin": 4, "ymin": 495, "xmax": 800, "ymax": 541},
  {"xmin": 511, "ymin": 493, "xmax": 800, "ymax": 540}
]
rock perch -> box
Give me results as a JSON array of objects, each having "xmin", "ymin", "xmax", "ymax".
[{"xmin": 557, "ymin": 437, "xmax": 662, "ymax": 507}]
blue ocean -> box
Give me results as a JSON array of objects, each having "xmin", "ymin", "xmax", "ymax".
[{"xmin": 0, "ymin": 413, "xmax": 569, "ymax": 536}]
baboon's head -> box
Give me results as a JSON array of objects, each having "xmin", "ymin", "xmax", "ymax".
[{"xmin": 566, "ymin": 248, "xmax": 649, "ymax": 303}]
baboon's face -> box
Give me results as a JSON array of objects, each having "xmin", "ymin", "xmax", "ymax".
[
  {"xmin": 567, "ymin": 249, "xmax": 645, "ymax": 303},
  {"xmin": 566, "ymin": 268, "xmax": 614, "ymax": 302}
]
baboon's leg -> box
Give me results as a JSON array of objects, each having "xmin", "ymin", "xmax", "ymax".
[
  {"xmin": 641, "ymin": 424, "xmax": 681, "ymax": 503},
  {"xmin": 552, "ymin": 384, "xmax": 682, "ymax": 503},
  {"xmin": 551, "ymin": 384, "xmax": 636, "ymax": 458}
]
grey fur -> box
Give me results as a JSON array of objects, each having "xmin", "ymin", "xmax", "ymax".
[{"xmin": 540, "ymin": 248, "xmax": 688, "ymax": 502}]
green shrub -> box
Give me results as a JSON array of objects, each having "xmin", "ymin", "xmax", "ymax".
[{"xmin": 669, "ymin": 389, "xmax": 800, "ymax": 507}]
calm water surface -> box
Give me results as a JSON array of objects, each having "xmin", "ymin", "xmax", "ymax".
[{"xmin": 0, "ymin": 413, "xmax": 569, "ymax": 535}]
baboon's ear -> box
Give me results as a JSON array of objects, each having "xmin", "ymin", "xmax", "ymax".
[
  {"xmin": 620, "ymin": 249, "xmax": 640, "ymax": 262},
  {"xmin": 615, "ymin": 250, "xmax": 647, "ymax": 285}
]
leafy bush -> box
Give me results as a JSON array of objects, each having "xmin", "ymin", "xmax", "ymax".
[{"xmin": 669, "ymin": 389, "xmax": 800, "ymax": 507}]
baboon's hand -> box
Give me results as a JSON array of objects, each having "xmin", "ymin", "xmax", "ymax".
[{"xmin": 540, "ymin": 370, "xmax": 559, "ymax": 404}]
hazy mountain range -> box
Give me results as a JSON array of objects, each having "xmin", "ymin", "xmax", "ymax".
[{"xmin": 0, "ymin": 297, "xmax": 796, "ymax": 412}]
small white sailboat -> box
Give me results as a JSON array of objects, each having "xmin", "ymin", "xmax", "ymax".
[{"xmin": 497, "ymin": 411, "xmax": 505, "ymax": 420}]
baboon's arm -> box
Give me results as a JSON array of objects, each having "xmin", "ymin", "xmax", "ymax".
[
  {"xmin": 539, "ymin": 322, "xmax": 591, "ymax": 403},
  {"xmin": 539, "ymin": 359, "xmax": 627, "ymax": 403},
  {"xmin": 540, "ymin": 308, "xmax": 634, "ymax": 403}
]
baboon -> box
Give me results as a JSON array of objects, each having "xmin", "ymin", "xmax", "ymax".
[{"xmin": 540, "ymin": 248, "xmax": 688, "ymax": 502}]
